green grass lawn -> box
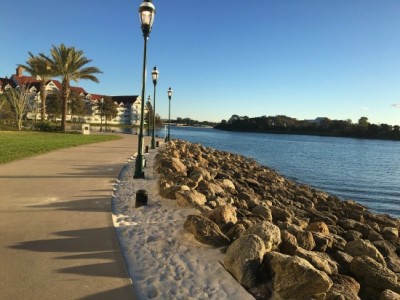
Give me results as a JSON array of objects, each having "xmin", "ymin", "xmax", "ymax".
[{"xmin": 0, "ymin": 131, "xmax": 122, "ymax": 164}]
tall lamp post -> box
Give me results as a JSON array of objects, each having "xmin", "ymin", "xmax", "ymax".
[
  {"xmin": 134, "ymin": 0, "xmax": 156, "ymax": 179},
  {"xmin": 146, "ymin": 95, "xmax": 151, "ymax": 136},
  {"xmin": 151, "ymin": 66, "xmax": 159, "ymax": 149},
  {"xmin": 166, "ymin": 87, "xmax": 173, "ymax": 142}
]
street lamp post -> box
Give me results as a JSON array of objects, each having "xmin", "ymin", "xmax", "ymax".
[
  {"xmin": 166, "ymin": 87, "xmax": 173, "ymax": 142},
  {"xmin": 134, "ymin": 0, "xmax": 156, "ymax": 179},
  {"xmin": 151, "ymin": 66, "xmax": 159, "ymax": 149},
  {"xmin": 147, "ymin": 95, "xmax": 151, "ymax": 136}
]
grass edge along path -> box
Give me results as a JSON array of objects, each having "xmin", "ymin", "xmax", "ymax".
[{"xmin": 0, "ymin": 131, "xmax": 122, "ymax": 164}]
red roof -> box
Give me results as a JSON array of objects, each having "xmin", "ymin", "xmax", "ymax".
[{"xmin": 70, "ymin": 86, "xmax": 87, "ymax": 94}]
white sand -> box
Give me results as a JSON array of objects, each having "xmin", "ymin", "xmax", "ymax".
[{"xmin": 112, "ymin": 148, "xmax": 254, "ymax": 300}]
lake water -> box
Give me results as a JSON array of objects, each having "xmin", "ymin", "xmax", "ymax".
[{"xmin": 167, "ymin": 126, "xmax": 400, "ymax": 218}]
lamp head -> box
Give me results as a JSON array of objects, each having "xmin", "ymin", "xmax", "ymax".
[
  {"xmin": 167, "ymin": 87, "xmax": 173, "ymax": 100},
  {"xmin": 139, "ymin": 0, "xmax": 156, "ymax": 38},
  {"xmin": 152, "ymin": 66, "xmax": 159, "ymax": 85}
]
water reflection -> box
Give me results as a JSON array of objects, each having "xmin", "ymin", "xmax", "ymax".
[{"xmin": 90, "ymin": 125, "xmax": 167, "ymax": 138}]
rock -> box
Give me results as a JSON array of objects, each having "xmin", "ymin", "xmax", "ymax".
[
  {"xmin": 345, "ymin": 238, "xmax": 386, "ymax": 266},
  {"xmin": 183, "ymin": 215, "xmax": 230, "ymax": 247},
  {"xmin": 331, "ymin": 234, "xmax": 347, "ymax": 252},
  {"xmin": 295, "ymin": 248, "xmax": 339, "ymax": 275},
  {"xmin": 226, "ymin": 223, "xmax": 246, "ymax": 241},
  {"xmin": 287, "ymin": 224, "xmax": 316, "ymax": 251},
  {"xmin": 279, "ymin": 230, "xmax": 298, "ymax": 255},
  {"xmin": 251, "ymin": 205, "xmax": 273, "ymax": 222},
  {"xmin": 325, "ymin": 274, "xmax": 361, "ymax": 300},
  {"xmin": 205, "ymin": 204, "xmax": 238, "ymax": 227},
  {"xmin": 308, "ymin": 221, "xmax": 330, "ymax": 235},
  {"xmin": 331, "ymin": 250, "xmax": 353, "ymax": 274},
  {"xmin": 158, "ymin": 157, "xmax": 187, "ymax": 175},
  {"xmin": 312, "ymin": 231, "xmax": 334, "ymax": 252},
  {"xmin": 246, "ymin": 221, "xmax": 281, "ymax": 252},
  {"xmin": 383, "ymin": 227, "xmax": 399, "ymax": 240},
  {"xmin": 267, "ymin": 252, "xmax": 333, "ymax": 299},
  {"xmin": 270, "ymin": 206, "xmax": 292, "ymax": 222},
  {"xmin": 175, "ymin": 190, "xmax": 207, "ymax": 207},
  {"xmin": 159, "ymin": 184, "xmax": 190, "ymax": 199},
  {"xmin": 338, "ymin": 218, "xmax": 373, "ymax": 239},
  {"xmin": 350, "ymin": 256, "xmax": 400, "ymax": 294},
  {"xmin": 345, "ymin": 230, "xmax": 364, "ymax": 241},
  {"xmin": 218, "ymin": 179, "xmax": 236, "ymax": 193},
  {"xmin": 223, "ymin": 234, "xmax": 266, "ymax": 289},
  {"xmin": 197, "ymin": 180, "xmax": 225, "ymax": 197},
  {"xmin": 380, "ymin": 289, "xmax": 400, "ymax": 300}
]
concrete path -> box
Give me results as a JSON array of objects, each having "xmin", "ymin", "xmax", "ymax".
[{"xmin": 0, "ymin": 133, "xmax": 148, "ymax": 300}]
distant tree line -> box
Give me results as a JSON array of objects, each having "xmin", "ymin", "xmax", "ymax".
[
  {"xmin": 215, "ymin": 115, "xmax": 400, "ymax": 141},
  {"xmin": 166, "ymin": 117, "xmax": 217, "ymax": 127}
]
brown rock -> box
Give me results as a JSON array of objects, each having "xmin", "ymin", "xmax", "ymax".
[
  {"xmin": 308, "ymin": 221, "xmax": 330, "ymax": 235},
  {"xmin": 184, "ymin": 215, "xmax": 230, "ymax": 247},
  {"xmin": 223, "ymin": 234, "xmax": 266, "ymax": 289},
  {"xmin": 325, "ymin": 274, "xmax": 361, "ymax": 300}
]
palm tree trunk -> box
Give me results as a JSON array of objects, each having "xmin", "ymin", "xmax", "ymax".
[
  {"xmin": 40, "ymin": 84, "xmax": 47, "ymax": 123},
  {"xmin": 61, "ymin": 80, "xmax": 70, "ymax": 133}
]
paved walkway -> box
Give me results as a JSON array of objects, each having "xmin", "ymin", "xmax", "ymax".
[{"xmin": 0, "ymin": 133, "xmax": 148, "ymax": 300}]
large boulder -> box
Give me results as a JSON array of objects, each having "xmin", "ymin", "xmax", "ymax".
[
  {"xmin": 246, "ymin": 221, "xmax": 281, "ymax": 252},
  {"xmin": 345, "ymin": 238, "xmax": 386, "ymax": 266},
  {"xmin": 350, "ymin": 256, "xmax": 400, "ymax": 294},
  {"xmin": 159, "ymin": 183, "xmax": 190, "ymax": 199},
  {"xmin": 158, "ymin": 157, "xmax": 187, "ymax": 175},
  {"xmin": 183, "ymin": 215, "xmax": 230, "ymax": 247},
  {"xmin": 308, "ymin": 221, "xmax": 330, "ymax": 235},
  {"xmin": 175, "ymin": 190, "xmax": 207, "ymax": 207},
  {"xmin": 223, "ymin": 234, "xmax": 266, "ymax": 289},
  {"xmin": 295, "ymin": 248, "xmax": 339, "ymax": 275},
  {"xmin": 251, "ymin": 205, "xmax": 273, "ymax": 222},
  {"xmin": 380, "ymin": 289, "xmax": 400, "ymax": 300},
  {"xmin": 205, "ymin": 204, "xmax": 238, "ymax": 227},
  {"xmin": 286, "ymin": 224, "xmax": 316, "ymax": 251},
  {"xmin": 325, "ymin": 274, "xmax": 361, "ymax": 300},
  {"xmin": 267, "ymin": 252, "xmax": 333, "ymax": 299}
]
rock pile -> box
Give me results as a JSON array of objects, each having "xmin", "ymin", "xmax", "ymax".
[{"xmin": 155, "ymin": 140, "xmax": 400, "ymax": 300}]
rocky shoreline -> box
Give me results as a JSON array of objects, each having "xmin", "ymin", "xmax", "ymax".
[{"xmin": 155, "ymin": 140, "xmax": 400, "ymax": 300}]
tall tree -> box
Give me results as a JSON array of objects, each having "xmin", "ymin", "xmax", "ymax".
[
  {"xmin": 41, "ymin": 44, "xmax": 102, "ymax": 132},
  {"xmin": 46, "ymin": 91, "xmax": 62, "ymax": 121},
  {"xmin": 102, "ymin": 96, "xmax": 118, "ymax": 130},
  {"xmin": 4, "ymin": 87, "xmax": 30, "ymax": 130},
  {"xmin": 18, "ymin": 53, "xmax": 53, "ymax": 123}
]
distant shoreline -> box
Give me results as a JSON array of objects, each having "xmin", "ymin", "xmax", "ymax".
[{"xmin": 214, "ymin": 127, "xmax": 400, "ymax": 142}]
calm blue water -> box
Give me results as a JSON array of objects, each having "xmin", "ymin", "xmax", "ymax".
[{"xmin": 168, "ymin": 126, "xmax": 400, "ymax": 218}]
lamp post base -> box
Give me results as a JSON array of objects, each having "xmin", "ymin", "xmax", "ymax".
[{"xmin": 133, "ymin": 154, "xmax": 145, "ymax": 179}]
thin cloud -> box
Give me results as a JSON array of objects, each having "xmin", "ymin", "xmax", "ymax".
[
  {"xmin": 392, "ymin": 104, "xmax": 400, "ymax": 108},
  {"xmin": 361, "ymin": 106, "xmax": 370, "ymax": 111}
]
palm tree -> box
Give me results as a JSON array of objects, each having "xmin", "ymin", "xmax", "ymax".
[
  {"xmin": 19, "ymin": 52, "xmax": 53, "ymax": 123},
  {"xmin": 41, "ymin": 44, "xmax": 102, "ymax": 132}
]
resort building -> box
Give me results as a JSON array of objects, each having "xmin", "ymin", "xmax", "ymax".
[{"xmin": 0, "ymin": 67, "xmax": 146, "ymax": 126}]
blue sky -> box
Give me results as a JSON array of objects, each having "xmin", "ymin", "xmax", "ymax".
[{"xmin": 1, "ymin": 0, "xmax": 400, "ymax": 125}]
